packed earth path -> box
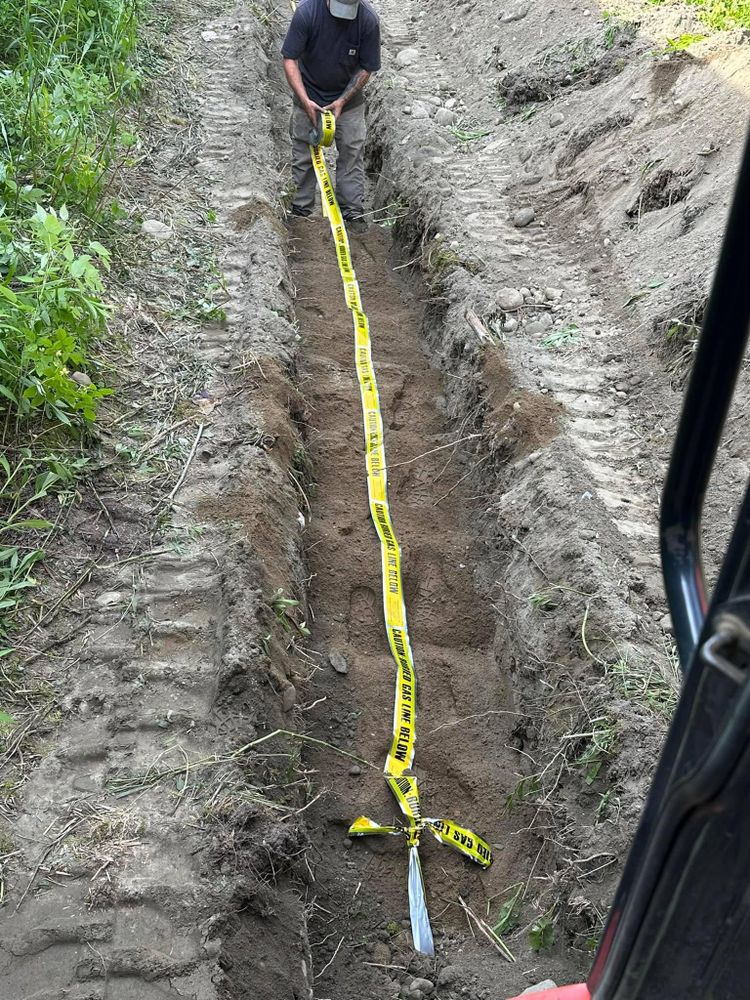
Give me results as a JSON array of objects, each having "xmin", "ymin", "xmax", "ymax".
[{"xmin": 3, "ymin": 0, "xmax": 750, "ymax": 999}]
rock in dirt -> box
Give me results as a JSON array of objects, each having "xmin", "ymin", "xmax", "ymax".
[
  {"xmin": 281, "ymin": 684, "xmax": 297, "ymax": 712},
  {"xmin": 70, "ymin": 371, "xmax": 92, "ymax": 386},
  {"xmin": 372, "ymin": 941, "xmax": 391, "ymax": 964},
  {"xmin": 72, "ymin": 775, "xmax": 98, "ymax": 793},
  {"xmin": 549, "ymin": 112, "xmax": 565, "ymax": 127},
  {"xmin": 512, "ymin": 207, "xmax": 535, "ymax": 228},
  {"xmin": 411, "ymin": 101, "xmax": 432, "ymax": 119},
  {"xmin": 201, "ymin": 29, "xmax": 218, "ymax": 41},
  {"xmin": 409, "ymin": 979, "xmax": 435, "ymax": 995},
  {"xmin": 141, "ymin": 219, "xmax": 174, "ymax": 241},
  {"xmin": 349, "ymin": 765, "xmax": 362, "ymax": 776},
  {"xmin": 329, "ymin": 650, "xmax": 349, "ymax": 674},
  {"xmin": 435, "ymin": 107, "xmax": 457, "ymax": 126},
  {"xmin": 521, "ymin": 983, "xmax": 557, "ymax": 995},
  {"xmin": 501, "ymin": 6, "xmax": 529, "ymax": 21},
  {"xmin": 96, "ymin": 591, "xmax": 124, "ymax": 608},
  {"xmin": 526, "ymin": 315, "xmax": 553, "ymax": 335},
  {"xmin": 497, "ymin": 287, "xmax": 524, "ymax": 310},
  {"xmin": 396, "ymin": 47, "xmax": 420, "ymax": 68},
  {"xmin": 545, "ymin": 287, "xmax": 563, "ymax": 301},
  {"xmin": 438, "ymin": 966, "xmax": 459, "ymax": 987}
]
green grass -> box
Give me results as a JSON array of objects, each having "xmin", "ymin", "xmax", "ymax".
[
  {"xmin": 542, "ymin": 323, "xmax": 581, "ymax": 349},
  {"xmin": 574, "ymin": 716, "xmax": 616, "ymax": 785},
  {"xmin": 605, "ymin": 653, "xmax": 679, "ymax": 718},
  {"xmin": 0, "ymin": 1, "xmax": 144, "ymax": 696},
  {"xmin": 648, "ymin": 0, "xmax": 750, "ymax": 31}
]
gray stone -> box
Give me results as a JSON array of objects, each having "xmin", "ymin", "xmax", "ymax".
[
  {"xmin": 372, "ymin": 941, "xmax": 391, "ymax": 964},
  {"xmin": 549, "ymin": 113, "xmax": 565, "ymax": 127},
  {"xmin": 545, "ymin": 287, "xmax": 563, "ymax": 301},
  {"xmin": 502, "ymin": 317, "xmax": 519, "ymax": 333},
  {"xmin": 70, "ymin": 371, "xmax": 92, "ymax": 386},
  {"xmin": 141, "ymin": 219, "xmax": 173, "ymax": 241},
  {"xmin": 201, "ymin": 30, "xmax": 218, "ymax": 41},
  {"xmin": 329, "ymin": 650, "xmax": 349, "ymax": 674},
  {"xmin": 445, "ymin": 97, "xmax": 457, "ymax": 109},
  {"xmin": 349, "ymin": 765, "xmax": 362, "ymax": 776},
  {"xmin": 513, "ymin": 207, "xmax": 535, "ymax": 228},
  {"xmin": 281, "ymin": 684, "xmax": 296, "ymax": 713},
  {"xmin": 409, "ymin": 980, "xmax": 435, "ymax": 996},
  {"xmin": 502, "ymin": 6, "xmax": 529, "ymax": 22},
  {"xmin": 526, "ymin": 314, "xmax": 554, "ymax": 335},
  {"xmin": 411, "ymin": 101, "xmax": 432, "ymax": 120},
  {"xmin": 96, "ymin": 591, "xmax": 124, "ymax": 608},
  {"xmin": 438, "ymin": 966, "xmax": 459, "ymax": 987},
  {"xmin": 435, "ymin": 107, "xmax": 457, "ymax": 126},
  {"xmin": 396, "ymin": 47, "xmax": 420, "ymax": 68},
  {"xmin": 72, "ymin": 776, "xmax": 98, "ymax": 793},
  {"xmin": 521, "ymin": 983, "xmax": 557, "ymax": 995},
  {"xmin": 497, "ymin": 287, "xmax": 524, "ymax": 310},
  {"xmin": 418, "ymin": 94, "xmax": 442, "ymax": 107}
]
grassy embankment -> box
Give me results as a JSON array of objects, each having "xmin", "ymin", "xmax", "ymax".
[{"xmin": 0, "ymin": 1, "xmax": 143, "ymax": 702}]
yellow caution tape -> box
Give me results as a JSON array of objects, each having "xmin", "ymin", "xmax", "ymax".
[{"xmin": 306, "ymin": 110, "xmax": 492, "ymax": 957}]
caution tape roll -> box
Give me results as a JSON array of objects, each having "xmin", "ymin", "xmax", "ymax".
[{"xmin": 306, "ymin": 110, "xmax": 492, "ymax": 958}]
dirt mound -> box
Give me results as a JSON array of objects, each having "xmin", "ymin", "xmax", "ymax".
[{"xmin": 498, "ymin": 22, "xmax": 640, "ymax": 110}]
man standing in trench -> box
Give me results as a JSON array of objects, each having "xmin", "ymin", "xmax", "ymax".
[{"xmin": 281, "ymin": 0, "xmax": 381, "ymax": 234}]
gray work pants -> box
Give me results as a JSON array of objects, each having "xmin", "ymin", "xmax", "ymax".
[{"xmin": 289, "ymin": 102, "xmax": 366, "ymax": 218}]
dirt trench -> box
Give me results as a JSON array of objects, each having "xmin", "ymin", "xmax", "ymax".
[{"xmin": 289, "ymin": 218, "xmax": 544, "ymax": 998}]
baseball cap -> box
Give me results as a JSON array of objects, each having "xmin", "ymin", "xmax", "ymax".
[{"xmin": 329, "ymin": 0, "xmax": 359, "ymax": 19}]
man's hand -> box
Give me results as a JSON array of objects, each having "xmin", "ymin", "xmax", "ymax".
[
  {"xmin": 324, "ymin": 98, "xmax": 345, "ymax": 120},
  {"xmin": 305, "ymin": 99, "xmax": 324, "ymax": 125}
]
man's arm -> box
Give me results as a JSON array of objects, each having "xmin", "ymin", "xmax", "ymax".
[
  {"xmin": 283, "ymin": 58, "xmax": 323, "ymax": 125},
  {"xmin": 324, "ymin": 69, "xmax": 371, "ymax": 118}
]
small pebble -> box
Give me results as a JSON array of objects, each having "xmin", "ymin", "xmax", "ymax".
[
  {"xmin": 281, "ymin": 684, "xmax": 296, "ymax": 713},
  {"xmin": 410, "ymin": 979, "xmax": 435, "ymax": 995},
  {"xmin": 329, "ymin": 650, "xmax": 349, "ymax": 675},
  {"xmin": 435, "ymin": 107, "xmax": 457, "ymax": 126},
  {"xmin": 396, "ymin": 47, "xmax": 420, "ymax": 68},
  {"xmin": 438, "ymin": 967, "xmax": 459, "ymax": 987},
  {"xmin": 513, "ymin": 207, "xmax": 535, "ymax": 228},
  {"xmin": 141, "ymin": 219, "xmax": 173, "ymax": 241}
]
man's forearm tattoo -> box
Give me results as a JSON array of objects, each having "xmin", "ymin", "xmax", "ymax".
[{"xmin": 341, "ymin": 69, "xmax": 370, "ymax": 106}]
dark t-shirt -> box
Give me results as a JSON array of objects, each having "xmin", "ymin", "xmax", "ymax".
[{"xmin": 281, "ymin": 0, "xmax": 381, "ymax": 108}]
